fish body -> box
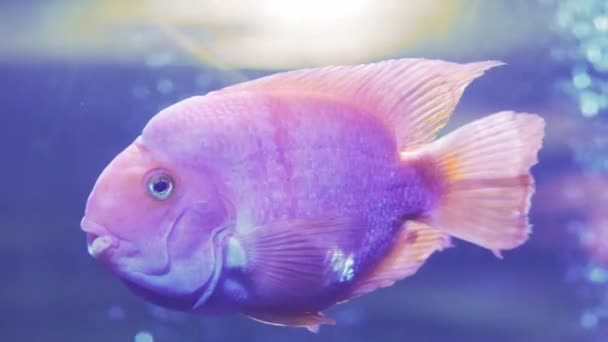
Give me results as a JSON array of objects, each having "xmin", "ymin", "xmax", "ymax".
[
  {"xmin": 81, "ymin": 58, "xmax": 545, "ymax": 331},
  {"xmin": 148, "ymin": 93, "xmax": 427, "ymax": 310}
]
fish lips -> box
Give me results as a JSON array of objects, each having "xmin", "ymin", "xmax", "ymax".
[{"xmin": 81, "ymin": 218, "xmax": 119, "ymax": 259}]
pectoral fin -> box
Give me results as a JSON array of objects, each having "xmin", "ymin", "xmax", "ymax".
[{"xmin": 234, "ymin": 217, "xmax": 362, "ymax": 301}]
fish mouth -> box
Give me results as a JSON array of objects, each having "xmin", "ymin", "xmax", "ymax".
[
  {"xmin": 81, "ymin": 217, "xmax": 119, "ymax": 259},
  {"xmin": 87, "ymin": 234, "xmax": 118, "ymax": 258}
]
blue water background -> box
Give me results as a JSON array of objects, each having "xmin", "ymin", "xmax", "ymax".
[{"xmin": 1, "ymin": 2, "xmax": 602, "ymax": 342}]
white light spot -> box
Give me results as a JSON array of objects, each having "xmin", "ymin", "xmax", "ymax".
[
  {"xmin": 226, "ymin": 237, "xmax": 247, "ymax": 269},
  {"xmin": 581, "ymin": 99, "xmax": 599, "ymax": 117},
  {"xmin": 330, "ymin": 249, "xmax": 355, "ymax": 282},
  {"xmin": 585, "ymin": 45, "xmax": 602, "ymax": 63},
  {"xmin": 588, "ymin": 267, "xmax": 608, "ymax": 284},
  {"xmin": 134, "ymin": 331, "xmax": 154, "ymax": 342},
  {"xmin": 580, "ymin": 91, "xmax": 600, "ymax": 117},
  {"xmin": 341, "ymin": 255, "xmax": 355, "ymax": 282},
  {"xmin": 594, "ymin": 16, "xmax": 608, "ymax": 32},
  {"xmin": 572, "ymin": 72, "xmax": 591, "ymax": 89}
]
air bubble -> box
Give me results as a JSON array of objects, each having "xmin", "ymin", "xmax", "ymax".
[
  {"xmin": 134, "ymin": 331, "xmax": 154, "ymax": 342},
  {"xmin": 594, "ymin": 16, "xmax": 608, "ymax": 31},
  {"xmin": 581, "ymin": 311, "xmax": 599, "ymax": 329},
  {"xmin": 573, "ymin": 71, "xmax": 591, "ymax": 89},
  {"xmin": 156, "ymin": 79, "xmax": 175, "ymax": 95},
  {"xmin": 545, "ymin": 0, "xmax": 608, "ymax": 335},
  {"xmin": 107, "ymin": 305, "xmax": 125, "ymax": 321},
  {"xmin": 588, "ymin": 267, "xmax": 608, "ymax": 284},
  {"xmin": 145, "ymin": 52, "xmax": 175, "ymax": 69}
]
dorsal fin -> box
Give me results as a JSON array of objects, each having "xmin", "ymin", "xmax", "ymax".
[{"xmin": 213, "ymin": 58, "xmax": 503, "ymax": 150}]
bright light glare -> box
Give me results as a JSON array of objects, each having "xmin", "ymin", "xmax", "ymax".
[
  {"xmin": 0, "ymin": 0, "xmax": 543, "ymax": 69},
  {"xmin": 264, "ymin": 0, "xmax": 370, "ymax": 30}
]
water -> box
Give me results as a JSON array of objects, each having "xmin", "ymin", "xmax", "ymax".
[{"xmin": 2, "ymin": 1, "xmax": 607, "ymax": 341}]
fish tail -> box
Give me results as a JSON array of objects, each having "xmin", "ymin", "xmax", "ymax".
[{"xmin": 401, "ymin": 111, "xmax": 545, "ymax": 256}]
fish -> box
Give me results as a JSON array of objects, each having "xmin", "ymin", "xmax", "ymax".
[{"xmin": 80, "ymin": 58, "xmax": 546, "ymax": 332}]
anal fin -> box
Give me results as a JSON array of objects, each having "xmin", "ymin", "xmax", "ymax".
[
  {"xmin": 246, "ymin": 310, "xmax": 335, "ymax": 333},
  {"xmin": 344, "ymin": 221, "xmax": 451, "ymax": 301}
]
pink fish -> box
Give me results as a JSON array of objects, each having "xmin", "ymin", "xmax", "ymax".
[{"xmin": 81, "ymin": 58, "xmax": 545, "ymax": 332}]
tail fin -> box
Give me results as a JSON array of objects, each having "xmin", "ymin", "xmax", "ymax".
[{"xmin": 402, "ymin": 111, "xmax": 545, "ymax": 256}]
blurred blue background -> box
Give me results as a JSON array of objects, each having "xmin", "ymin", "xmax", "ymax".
[{"xmin": 2, "ymin": 0, "xmax": 608, "ymax": 341}]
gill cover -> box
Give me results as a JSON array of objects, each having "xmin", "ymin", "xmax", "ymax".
[{"xmin": 123, "ymin": 200, "xmax": 231, "ymax": 311}]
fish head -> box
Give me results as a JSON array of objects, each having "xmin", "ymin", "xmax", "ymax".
[{"xmin": 81, "ymin": 137, "xmax": 231, "ymax": 309}]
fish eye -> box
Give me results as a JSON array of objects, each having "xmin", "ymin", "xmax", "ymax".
[{"xmin": 147, "ymin": 173, "xmax": 174, "ymax": 200}]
